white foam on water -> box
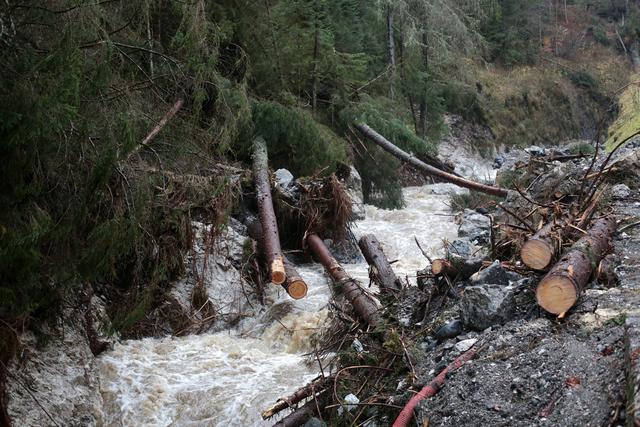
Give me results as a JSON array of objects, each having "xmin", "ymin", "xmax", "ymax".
[{"xmin": 98, "ymin": 185, "xmax": 459, "ymax": 426}]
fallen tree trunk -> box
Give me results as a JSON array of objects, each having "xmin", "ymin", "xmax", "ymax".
[
  {"xmin": 252, "ymin": 137, "xmax": 286, "ymax": 284},
  {"xmin": 520, "ymin": 218, "xmax": 568, "ymax": 271},
  {"xmin": 283, "ymin": 258, "xmax": 308, "ymax": 299},
  {"xmin": 272, "ymin": 392, "xmax": 327, "ymax": 427},
  {"xmin": 358, "ymin": 234, "xmax": 402, "ymax": 293},
  {"xmin": 536, "ymin": 215, "xmax": 617, "ymax": 315},
  {"xmin": 244, "ymin": 215, "xmax": 308, "ymax": 299},
  {"xmin": 262, "ymin": 375, "xmax": 333, "ymax": 420},
  {"xmin": 354, "ymin": 122, "xmax": 508, "ymax": 198},
  {"xmin": 306, "ymin": 233, "xmax": 381, "ymax": 327},
  {"xmin": 431, "ymin": 257, "xmax": 484, "ymax": 280}
]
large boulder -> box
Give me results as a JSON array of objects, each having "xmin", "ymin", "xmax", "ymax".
[
  {"xmin": 460, "ymin": 285, "xmax": 516, "ymax": 331},
  {"xmin": 337, "ymin": 165, "xmax": 366, "ymax": 221},
  {"xmin": 169, "ymin": 219, "xmax": 253, "ymax": 332}
]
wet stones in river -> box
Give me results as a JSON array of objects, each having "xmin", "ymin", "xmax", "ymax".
[
  {"xmin": 460, "ymin": 284, "xmax": 517, "ymax": 331},
  {"xmin": 457, "ymin": 209, "xmax": 491, "ymax": 245},
  {"xmin": 446, "ymin": 238, "xmax": 475, "ymax": 259}
]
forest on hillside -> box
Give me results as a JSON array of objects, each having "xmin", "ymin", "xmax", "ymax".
[{"xmin": 0, "ymin": 0, "xmax": 636, "ymax": 344}]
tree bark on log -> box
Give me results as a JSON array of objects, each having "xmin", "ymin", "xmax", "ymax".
[
  {"xmin": 354, "ymin": 123, "xmax": 508, "ymax": 197},
  {"xmin": 358, "ymin": 234, "xmax": 402, "ymax": 293},
  {"xmin": 244, "ymin": 215, "xmax": 308, "ymax": 299},
  {"xmin": 252, "ymin": 137, "xmax": 286, "ymax": 284},
  {"xmin": 536, "ymin": 215, "xmax": 617, "ymax": 315},
  {"xmin": 306, "ymin": 233, "xmax": 381, "ymax": 327},
  {"xmin": 431, "ymin": 257, "xmax": 483, "ymax": 280},
  {"xmin": 262, "ymin": 375, "xmax": 333, "ymax": 420},
  {"xmin": 272, "ymin": 392, "xmax": 327, "ymax": 427},
  {"xmin": 520, "ymin": 219, "xmax": 568, "ymax": 271}
]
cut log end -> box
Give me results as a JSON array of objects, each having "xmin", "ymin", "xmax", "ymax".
[
  {"xmin": 431, "ymin": 259, "xmax": 453, "ymax": 276},
  {"xmin": 521, "ymin": 239, "xmax": 554, "ymax": 270},
  {"xmin": 536, "ymin": 275, "xmax": 578, "ymax": 315},
  {"xmin": 286, "ymin": 279, "xmax": 308, "ymax": 299},
  {"xmin": 271, "ymin": 257, "xmax": 286, "ymax": 284}
]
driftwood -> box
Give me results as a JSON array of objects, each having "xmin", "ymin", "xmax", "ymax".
[
  {"xmin": 272, "ymin": 392, "xmax": 327, "ymax": 427},
  {"xmin": 536, "ymin": 215, "xmax": 617, "ymax": 315},
  {"xmin": 252, "ymin": 137, "xmax": 286, "ymax": 284},
  {"xmin": 431, "ymin": 257, "xmax": 483, "ymax": 280},
  {"xmin": 262, "ymin": 375, "xmax": 333, "ymax": 420},
  {"xmin": 306, "ymin": 234, "xmax": 381, "ymax": 327},
  {"xmin": 353, "ymin": 122, "xmax": 508, "ymax": 197},
  {"xmin": 358, "ymin": 234, "xmax": 402, "ymax": 293},
  {"xmin": 520, "ymin": 218, "xmax": 568, "ymax": 271}
]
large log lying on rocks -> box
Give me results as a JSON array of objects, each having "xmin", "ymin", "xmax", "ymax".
[
  {"xmin": 358, "ymin": 234, "xmax": 402, "ymax": 293},
  {"xmin": 536, "ymin": 215, "xmax": 617, "ymax": 315},
  {"xmin": 520, "ymin": 218, "xmax": 568, "ymax": 271},
  {"xmin": 307, "ymin": 233, "xmax": 381, "ymax": 327},
  {"xmin": 353, "ymin": 122, "xmax": 508, "ymax": 198},
  {"xmin": 262, "ymin": 375, "xmax": 334, "ymax": 420},
  {"xmin": 252, "ymin": 137, "xmax": 286, "ymax": 285}
]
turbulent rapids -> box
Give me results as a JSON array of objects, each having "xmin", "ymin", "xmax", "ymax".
[{"xmin": 98, "ymin": 185, "xmax": 461, "ymax": 426}]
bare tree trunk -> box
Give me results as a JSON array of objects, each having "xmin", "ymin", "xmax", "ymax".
[
  {"xmin": 252, "ymin": 137, "xmax": 286, "ymax": 284},
  {"xmin": 418, "ymin": 29, "xmax": 429, "ymax": 137},
  {"xmin": 358, "ymin": 234, "xmax": 402, "ymax": 293},
  {"xmin": 354, "ymin": 123, "xmax": 509, "ymax": 197},
  {"xmin": 387, "ymin": 5, "xmax": 396, "ymax": 97},
  {"xmin": 536, "ymin": 215, "xmax": 617, "ymax": 315},
  {"xmin": 306, "ymin": 234, "xmax": 381, "ymax": 327},
  {"xmin": 311, "ymin": 4, "xmax": 320, "ymax": 114}
]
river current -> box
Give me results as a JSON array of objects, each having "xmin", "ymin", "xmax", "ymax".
[{"xmin": 98, "ymin": 184, "xmax": 461, "ymax": 426}]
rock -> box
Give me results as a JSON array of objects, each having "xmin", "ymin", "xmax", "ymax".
[
  {"xmin": 169, "ymin": 221, "xmax": 253, "ymax": 332},
  {"xmin": 447, "ymin": 238, "xmax": 475, "ymax": 258},
  {"xmin": 454, "ymin": 338, "xmax": 478, "ymax": 353},
  {"xmin": 612, "ymin": 184, "xmax": 631, "ymax": 199},
  {"xmin": 337, "ymin": 164, "xmax": 366, "ymax": 221},
  {"xmin": 7, "ymin": 307, "xmax": 105, "ymax": 426},
  {"xmin": 460, "ymin": 285, "xmax": 516, "ymax": 331},
  {"xmin": 425, "ymin": 183, "xmax": 470, "ymax": 196},
  {"xmin": 274, "ymin": 168, "xmax": 294, "ymax": 188},
  {"xmin": 435, "ymin": 319, "xmax": 464, "ymax": 341},
  {"xmin": 304, "ymin": 418, "xmax": 328, "ymax": 427},
  {"xmin": 457, "ymin": 209, "xmax": 491, "ymax": 245},
  {"xmin": 470, "ymin": 260, "xmax": 522, "ymax": 286},
  {"xmin": 608, "ymin": 147, "xmax": 640, "ymax": 188},
  {"xmin": 525, "ymin": 145, "xmax": 546, "ymax": 156}
]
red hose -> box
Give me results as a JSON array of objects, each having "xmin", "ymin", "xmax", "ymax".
[{"xmin": 392, "ymin": 346, "xmax": 477, "ymax": 427}]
